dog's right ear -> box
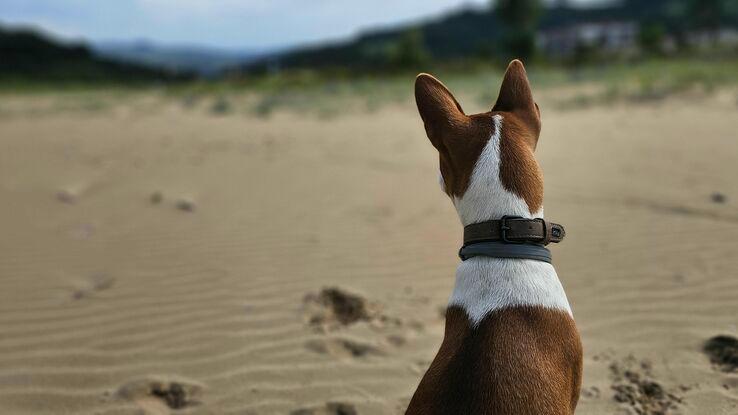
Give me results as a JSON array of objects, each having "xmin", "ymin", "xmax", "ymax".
[{"xmin": 415, "ymin": 73, "xmax": 468, "ymax": 151}]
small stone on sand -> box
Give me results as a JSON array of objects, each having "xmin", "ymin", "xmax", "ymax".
[
  {"xmin": 176, "ymin": 199, "xmax": 196, "ymax": 212},
  {"xmin": 150, "ymin": 191, "xmax": 163, "ymax": 204},
  {"xmin": 56, "ymin": 189, "xmax": 77, "ymax": 204},
  {"xmin": 711, "ymin": 192, "xmax": 727, "ymax": 204}
]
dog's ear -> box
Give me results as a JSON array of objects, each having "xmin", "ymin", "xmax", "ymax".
[
  {"xmin": 493, "ymin": 60, "xmax": 536, "ymax": 113},
  {"xmin": 493, "ymin": 60, "xmax": 541, "ymax": 148},
  {"xmin": 415, "ymin": 73, "xmax": 469, "ymax": 151}
]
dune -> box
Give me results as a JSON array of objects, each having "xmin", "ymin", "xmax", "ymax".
[{"xmin": 0, "ymin": 87, "xmax": 736, "ymax": 414}]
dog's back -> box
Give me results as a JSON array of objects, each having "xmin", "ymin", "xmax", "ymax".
[{"xmin": 408, "ymin": 306, "xmax": 581, "ymax": 414}]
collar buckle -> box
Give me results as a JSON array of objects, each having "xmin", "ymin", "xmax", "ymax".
[{"xmin": 500, "ymin": 215, "xmax": 524, "ymax": 244}]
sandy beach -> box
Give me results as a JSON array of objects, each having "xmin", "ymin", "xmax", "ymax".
[{"xmin": 0, "ymin": 86, "xmax": 737, "ymax": 414}]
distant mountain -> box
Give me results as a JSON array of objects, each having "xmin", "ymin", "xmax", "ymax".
[
  {"xmin": 0, "ymin": 26, "xmax": 190, "ymax": 83},
  {"xmin": 242, "ymin": 0, "xmax": 738, "ymax": 73},
  {"xmin": 93, "ymin": 40, "xmax": 270, "ymax": 76},
  {"xmin": 245, "ymin": 8, "xmax": 505, "ymax": 72}
]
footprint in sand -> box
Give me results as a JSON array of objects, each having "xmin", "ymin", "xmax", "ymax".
[
  {"xmin": 704, "ymin": 335, "xmax": 738, "ymax": 397},
  {"xmin": 609, "ymin": 355, "xmax": 683, "ymax": 414},
  {"xmin": 290, "ymin": 402, "xmax": 357, "ymax": 415},
  {"xmin": 305, "ymin": 337, "xmax": 385, "ymax": 359},
  {"xmin": 71, "ymin": 274, "xmax": 115, "ymax": 300},
  {"xmin": 303, "ymin": 287, "xmax": 378, "ymax": 331},
  {"xmin": 704, "ymin": 335, "xmax": 738, "ymax": 373},
  {"xmin": 115, "ymin": 376, "xmax": 203, "ymax": 414},
  {"xmin": 303, "ymin": 287, "xmax": 406, "ymax": 333}
]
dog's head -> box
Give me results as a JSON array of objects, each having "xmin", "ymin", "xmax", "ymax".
[{"xmin": 415, "ymin": 60, "xmax": 544, "ymax": 225}]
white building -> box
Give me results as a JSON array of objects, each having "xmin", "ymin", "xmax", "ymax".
[{"xmin": 538, "ymin": 21, "xmax": 638, "ymax": 57}]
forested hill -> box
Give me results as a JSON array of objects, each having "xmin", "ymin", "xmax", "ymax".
[
  {"xmin": 243, "ymin": 0, "xmax": 738, "ymax": 73},
  {"xmin": 0, "ymin": 26, "xmax": 191, "ymax": 83}
]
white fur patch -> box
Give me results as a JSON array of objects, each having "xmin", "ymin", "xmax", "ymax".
[
  {"xmin": 453, "ymin": 115, "xmax": 542, "ymax": 226},
  {"xmin": 446, "ymin": 114, "xmax": 572, "ymax": 326},
  {"xmin": 449, "ymin": 258, "xmax": 572, "ymax": 326}
]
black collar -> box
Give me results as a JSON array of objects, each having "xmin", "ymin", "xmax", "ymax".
[
  {"xmin": 459, "ymin": 216, "xmax": 565, "ymax": 263},
  {"xmin": 459, "ymin": 242, "xmax": 552, "ymax": 263}
]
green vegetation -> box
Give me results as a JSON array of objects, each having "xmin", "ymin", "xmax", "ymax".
[
  {"xmin": 389, "ymin": 30, "xmax": 432, "ymax": 71},
  {"xmin": 638, "ymin": 22, "xmax": 667, "ymax": 55},
  {"xmin": 551, "ymin": 57, "xmax": 738, "ymax": 108},
  {"xmin": 6, "ymin": 56, "xmax": 733, "ymax": 121}
]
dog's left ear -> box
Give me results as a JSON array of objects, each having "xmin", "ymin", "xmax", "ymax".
[{"xmin": 493, "ymin": 60, "xmax": 541, "ymax": 149}]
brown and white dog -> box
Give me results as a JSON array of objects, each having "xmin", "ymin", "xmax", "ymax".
[{"xmin": 406, "ymin": 60, "xmax": 583, "ymax": 414}]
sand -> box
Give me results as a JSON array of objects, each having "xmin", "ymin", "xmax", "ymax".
[{"xmin": 0, "ymin": 87, "xmax": 737, "ymax": 414}]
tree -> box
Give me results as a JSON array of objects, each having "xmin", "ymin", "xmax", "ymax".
[
  {"xmin": 493, "ymin": 0, "xmax": 543, "ymax": 62},
  {"xmin": 638, "ymin": 21, "xmax": 666, "ymax": 55},
  {"xmin": 389, "ymin": 29, "xmax": 431, "ymax": 70},
  {"xmin": 688, "ymin": 0, "xmax": 724, "ymax": 34}
]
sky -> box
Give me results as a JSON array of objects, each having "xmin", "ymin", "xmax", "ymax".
[{"xmin": 0, "ymin": 0, "xmax": 608, "ymax": 51}]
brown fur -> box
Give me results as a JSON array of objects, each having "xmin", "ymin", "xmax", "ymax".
[
  {"xmin": 499, "ymin": 113, "xmax": 544, "ymax": 213},
  {"xmin": 406, "ymin": 306, "xmax": 583, "ymax": 415},
  {"xmin": 414, "ymin": 60, "xmax": 544, "ymax": 213}
]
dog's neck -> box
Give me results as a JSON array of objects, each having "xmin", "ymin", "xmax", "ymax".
[
  {"xmin": 443, "ymin": 115, "xmax": 572, "ymax": 326},
  {"xmin": 446, "ymin": 116, "xmax": 542, "ymax": 226},
  {"xmin": 449, "ymin": 257, "xmax": 572, "ymax": 326}
]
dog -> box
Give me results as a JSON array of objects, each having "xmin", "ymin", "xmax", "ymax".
[{"xmin": 406, "ymin": 60, "xmax": 583, "ymax": 414}]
